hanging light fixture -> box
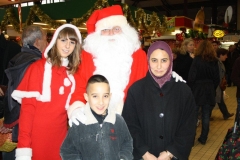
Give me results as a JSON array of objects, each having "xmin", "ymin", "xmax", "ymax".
[{"xmin": 8, "ymin": 0, "xmax": 18, "ymax": 1}]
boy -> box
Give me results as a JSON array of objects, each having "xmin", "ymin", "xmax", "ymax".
[{"xmin": 60, "ymin": 75, "xmax": 133, "ymax": 160}]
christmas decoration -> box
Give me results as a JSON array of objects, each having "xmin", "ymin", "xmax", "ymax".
[
  {"xmin": 0, "ymin": 0, "xmax": 167, "ymax": 37},
  {"xmin": 16, "ymin": 36, "xmax": 21, "ymax": 41}
]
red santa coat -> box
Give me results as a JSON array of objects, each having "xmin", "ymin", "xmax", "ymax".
[
  {"xmin": 69, "ymin": 48, "xmax": 148, "ymax": 111},
  {"xmin": 12, "ymin": 58, "xmax": 74, "ymax": 160}
]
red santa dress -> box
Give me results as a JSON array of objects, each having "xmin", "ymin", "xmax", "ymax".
[{"xmin": 11, "ymin": 24, "xmax": 82, "ymax": 160}]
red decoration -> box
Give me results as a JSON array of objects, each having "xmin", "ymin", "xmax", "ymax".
[
  {"xmin": 176, "ymin": 33, "xmax": 183, "ymax": 41},
  {"xmin": 16, "ymin": 36, "xmax": 21, "ymax": 41}
]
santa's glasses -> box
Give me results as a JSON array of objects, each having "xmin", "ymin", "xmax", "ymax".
[{"xmin": 101, "ymin": 26, "xmax": 122, "ymax": 35}]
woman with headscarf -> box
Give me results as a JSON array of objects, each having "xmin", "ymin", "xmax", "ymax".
[{"xmin": 122, "ymin": 41, "xmax": 197, "ymax": 160}]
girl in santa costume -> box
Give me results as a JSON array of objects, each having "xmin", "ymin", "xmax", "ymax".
[{"xmin": 11, "ymin": 24, "xmax": 82, "ymax": 160}]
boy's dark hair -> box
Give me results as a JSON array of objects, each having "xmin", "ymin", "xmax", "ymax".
[
  {"xmin": 216, "ymin": 48, "xmax": 228, "ymax": 58},
  {"xmin": 86, "ymin": 75, "xmax": 109, "ymax": 91}
]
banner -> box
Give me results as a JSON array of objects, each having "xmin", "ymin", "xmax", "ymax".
[{"xmin": 167, "ymin": 17, "xmax": 175, "ymax": 32}]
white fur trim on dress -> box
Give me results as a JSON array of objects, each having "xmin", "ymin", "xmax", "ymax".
[
  {"xmin": 64, "ymin": 73, "xmax": 75, "ymax": 110},
  {"xmin": 43, "ymin": 24, "xmax": 82, "ymax": 58},
  {"xmin": 67, "ymin": 101, "xmax": 85, "ymax": 118},
  {"xmin": 64, "ymin": 78, "xmax": 71, "ymax": 86},
  {"xmin": 15, "ymin": 148, "xmax": 32, "ymax": 157},
  {"xmin": 11, "ymin": 90, "xmax": 41, "ymax": 104},
  {"xmin": 59, "ymin": 86, "xmax": 64, "ymax": 95},
  {"xmin": 95, "ymin": 15, "xmax": 127, "ymax": 32},
  {"xmin": 11, "ymin": 61, "xmax": 51, "ymax": 103}
]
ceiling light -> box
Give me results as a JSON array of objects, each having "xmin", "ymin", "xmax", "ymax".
[{"xmin": 8, "ymin": 0, "xmax": 18, "ymax": 1}]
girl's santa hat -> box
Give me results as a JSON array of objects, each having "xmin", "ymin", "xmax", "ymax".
[{"xmin": 86, "ymin": 5, "xmax": 127, "ymax": 34}]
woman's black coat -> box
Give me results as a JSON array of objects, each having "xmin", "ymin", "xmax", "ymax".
[
  {"xmin": 188, "ymin": 56, "xmax": 220, "ymax": 106},
  {"xmin": 122, "ymin": 72, "xmax": 197, "ymax": 160}
]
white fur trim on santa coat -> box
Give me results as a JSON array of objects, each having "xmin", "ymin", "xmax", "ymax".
[
  {"xmin": 44, "ymin": 24, "xmax": 82, "ymax": 58},
  {"xmin": 15, "ymin": 148, "xmax": 32, "ymax": 160},
  {"xmin": 95, "ymin": 15, "xmax": 127, "ymax": 32},
  {"xmin": 67, "ymin": 101, "xmax": 85, "ymax": 118}
]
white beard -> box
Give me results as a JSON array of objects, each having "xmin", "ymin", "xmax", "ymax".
[{"xmin": 83, "ymin": 24, "xmax": 140, "ymax": 113}]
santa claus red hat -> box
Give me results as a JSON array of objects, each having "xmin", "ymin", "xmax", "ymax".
[{"xmin": 86, "ymin": 5, "xmax": 127, "ymax": 34}]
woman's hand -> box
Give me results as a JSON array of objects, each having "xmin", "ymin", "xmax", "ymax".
[
  {"xmin": 142, "ymin": 151, "xmax": 158, "ymax": 160},
  {"xmin": 157, "ymin": 151, "xmax": 172, "ymax": 160}
]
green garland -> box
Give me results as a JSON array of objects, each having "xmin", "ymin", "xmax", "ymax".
[
  {"xmin": 0, "ymin": 0, "xmax": 167, "ymax": 37},
  {"xmin": 71, "ymin": 0, "xmax": 109, "ymax": 27},
  {"xmin": 185, "ymin": 29, "xmax": 208, "ymax": 39}
]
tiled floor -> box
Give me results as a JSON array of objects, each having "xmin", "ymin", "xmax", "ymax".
[{"xmin": 189, "ymin": 86, "xmax": 238, "ymax": 160}]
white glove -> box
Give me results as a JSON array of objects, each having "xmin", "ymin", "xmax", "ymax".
[
  {"xmin": 172, "ymin": 71, "xmax": 186, "ymax": 83},
  {"xmin": 15, "ymin": 148, "xmax": 32, "ymax": 160},
  {"xmin": 68, "ymin": 107, "xmax": 86, "ymax": 127}
]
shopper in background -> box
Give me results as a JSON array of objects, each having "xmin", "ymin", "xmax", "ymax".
[
  {"xmin": 188, "ymin": 40, "xmax": 219, "ymax": 145},
  {"xmin": 225, "ymin": 45, "xmax": 236, "ymax": 87},
  {"xmin": 212, "ymin": 40, "xmax": 220, "ymax": 51},
  {"xmin": 11, "ymin": 24, "xmax": 82, "ymax": 160},
  {"xmin": 231, "ymin": 56, "xmax": 240, "ymax": 120},
  {"xmin": 173, "ymin": 38, "xmax": 195, "ymax": 83},
  {"xmin": 0, "ymin": 25, "xmax": 48, "ymax": 160},
  {"xmin": 227, "ymin": 42, "xmax": 240, "ymax": 87},
  {"xmin": 122, "ymin": 41, "xmax": 196, "ymax": 160},
  {"xmin": 215, "ymin": 48, "xmax": 234, "ymax": 120},
  {"xmin": 0, "ymin": 30, "xmax": 21, "ymax": 118}
]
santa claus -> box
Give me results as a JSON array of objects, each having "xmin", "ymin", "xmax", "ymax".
[{"xmin": 68, "ymin": 5, "xmax": 183, "ymax": 126}]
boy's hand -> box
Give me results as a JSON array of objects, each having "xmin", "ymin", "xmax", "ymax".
[{"xmin": 68, "ymin": 107, "xmax": 86, "ymax": 127}]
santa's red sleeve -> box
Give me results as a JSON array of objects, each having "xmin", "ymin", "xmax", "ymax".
[
  {"xmin": 68, "ymin": 50, "xmax": 95, "ymax": 116},
  {"xmin": 124, "ymin": 48, "xmax": 148, "ymax": 100}
]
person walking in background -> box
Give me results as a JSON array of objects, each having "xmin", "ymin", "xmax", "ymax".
[
  {"xmin": 227, "ymin": 43, "xmax": 239, "ymax": 87},
  {"xmin": 0, "ymin": 25, "xmax": 48, "ymax": 160},
  {"xmin": 231, "ymin": 56, "xmax": 240, "ymax": 119},
  {"xmin": 225, "ymin": 45, "xmax": 236, "ymax": 87},
  {"xmin": 61, "ymin": 75, "xmax": 133, "ymax": 160},
  {"xmin": 11, "ymin": 24, "xmax": 82, "ymax": 160},
  {"xmin": 212, "ymin": 41, "xmax": 220, "ymax": 51},
  {"xmin": 0, "ymin": 30, "xmax": 21, "ymax": 118},
  {"xmin": 122, "ymin": 41, "xmax": 196, "ymax": 160},
  {"xmin": 173, "ymin": 38, "xmax": 195, "ymax": 83},
  {"xmin": 215, "ymin": 48, "xmax": 234, "ymax": 120},
  {"xmin": 188, "ymin": 40, "xmax": 219, "ymax": 145}
]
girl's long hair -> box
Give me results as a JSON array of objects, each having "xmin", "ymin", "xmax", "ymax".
[{"xmin": 48, "ymin": 27, "xmax": 81, "ymax": 74}]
